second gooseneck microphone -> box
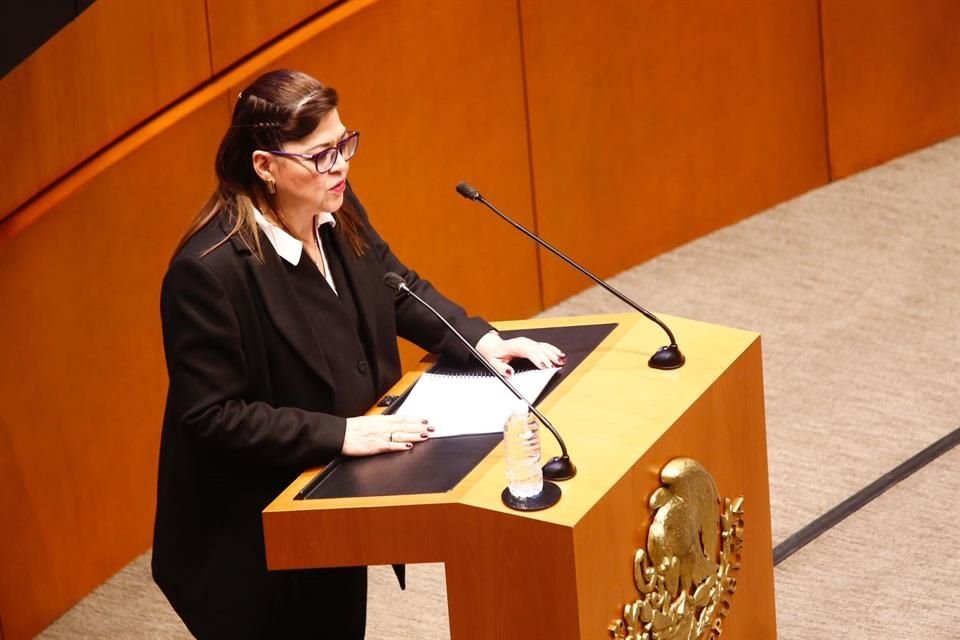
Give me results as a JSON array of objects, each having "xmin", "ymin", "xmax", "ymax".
[
  {"xmin": 455, "ymin": 182, "xmax": 685, "ymax": 370},
  {"xmin": 383, "ymin": 272, "xmax": 576, "ymax": 482}
]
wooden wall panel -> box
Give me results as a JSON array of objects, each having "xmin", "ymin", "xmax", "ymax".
[
  {"xmin": 206, "ymin": 0, "xmax": 338, "ymax": 73},
  {"xmin": 229, "ymin": 0, "xmax": 543, "ymax": 335},
  {"xmin": 820, "ymin": 0, "xmax": 960, "ymax": 178},
  {"xmin": 520, "ymin": 0, "xmax": 830, "ymax": 306},
  {"xmin": 0, "ymin": 95, "xmax": 228, "ymax": 640},
  {"xmin": 0, "ymin": 2, "xmax": 540, "ymax": 633},
  {"xmin": 0, "ymin": 0, "xmax": 210, "ymax": 220}
]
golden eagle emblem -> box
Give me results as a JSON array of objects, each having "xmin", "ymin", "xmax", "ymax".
[{"xmin": 609, "ymin": 458, "xmax": 744, "ymax": 640}]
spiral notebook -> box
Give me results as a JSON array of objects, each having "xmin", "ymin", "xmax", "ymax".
[{"xmin": 393, "ymin": 365, "xmax": 561, "ymax": 437}]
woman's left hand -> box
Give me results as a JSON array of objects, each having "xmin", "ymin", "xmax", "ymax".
[{"xmin": 475, "ymin": 332, "xmax": 566, "ymax": 378}]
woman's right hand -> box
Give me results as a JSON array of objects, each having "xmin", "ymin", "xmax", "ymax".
[{"xmin": 342, "ymin": 415, "xmax": 433, "ymax": 456}]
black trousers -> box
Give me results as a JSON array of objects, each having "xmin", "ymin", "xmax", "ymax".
[{"xmin": 181, "ymin": 566, "xmax": 368, "ymax": 640}]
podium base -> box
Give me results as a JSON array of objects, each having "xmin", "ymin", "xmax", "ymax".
[{"xmin": 501, "ymin": 481, "xmax": 561, "ymax": 511}]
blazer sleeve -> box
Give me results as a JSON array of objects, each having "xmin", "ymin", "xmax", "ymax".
[
  {"xmin": 161, "ymin": 255, "xmax": 346, "ymax": 467},
  {"xmin": 347, "ymin": 187, "xmax": 494, "ymax": 364}
]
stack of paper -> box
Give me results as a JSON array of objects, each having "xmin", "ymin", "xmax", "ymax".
[{"xmin": 394, "ymin": 367, "xmax": 561, "ymax": 437}]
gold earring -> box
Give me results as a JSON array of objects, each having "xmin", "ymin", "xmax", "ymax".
[{"xmin": 265, "ymin": 178, "xmax": 276, "ymax": 194}]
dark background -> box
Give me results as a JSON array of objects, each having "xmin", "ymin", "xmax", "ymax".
[{"xmin": 1, "ymin": 0, "xmax": 96, "ymax": 78}]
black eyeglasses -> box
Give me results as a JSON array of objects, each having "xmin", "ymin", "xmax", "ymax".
[{"xmin": 265, "ymin": 131, "xmax": 360, "ymax": 174}]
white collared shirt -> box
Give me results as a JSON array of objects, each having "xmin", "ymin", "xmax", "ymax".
[{"xmin": 254, "ymin": 208, "xmax": 339, "ymax": 295}]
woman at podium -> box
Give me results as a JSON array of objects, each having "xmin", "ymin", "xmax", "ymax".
[{"xmin": 151, "ymin": 68, "xmax": 564, "ymax": 639}]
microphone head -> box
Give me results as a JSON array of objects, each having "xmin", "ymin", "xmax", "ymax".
[
  {"xmin": 455, "ymin": 182, "xmax": 481, "ymax": 201},
  {"xmin": 383, "ymin": 272, "xmax": 406, "ymax": 291}
]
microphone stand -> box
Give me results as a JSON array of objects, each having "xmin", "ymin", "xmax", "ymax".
[
  {"xmin": 456, "ymin": 182, "xmax": 685, "ymax": 370},
  {"xmin": 385, "ymin": 274, "xmax": 569, "ymax": 510}
]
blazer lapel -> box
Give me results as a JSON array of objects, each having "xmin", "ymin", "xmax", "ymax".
[{"xmin": 227, "ymin": 224, "xmax": 335, "ymax": 390}]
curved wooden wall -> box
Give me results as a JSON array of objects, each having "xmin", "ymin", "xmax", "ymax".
[
  {"xmin": 0, "ymin": 1, "xmax": 535, "ymax": 636},
  {"xmin": 0, "ymin": 0, "xmax": 210, "ymax": 221},
  {"xmin": 206, "ymin": 0, "xmax": 338, "ymax": 72},
  {"xmin": 0, "ymin": 0, "xmax": 958, "ymax": 637},
  {"xmin": 520, "ymin": 0, "xmax": 831, "ymax": 306},
  {"xmin": 820, "ymin": 0, "xmax": 960, "ymax": 178},
  {"xmin": 0, "ymin": 95, "xmax": 228, "ymax": 639}
]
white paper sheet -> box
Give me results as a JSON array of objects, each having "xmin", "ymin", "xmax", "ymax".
[{"xmin": 394, "ymin": 367, "xmax": 561, "ymax": 437}]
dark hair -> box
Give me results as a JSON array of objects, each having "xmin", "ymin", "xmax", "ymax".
[{"xmin": 175, "ymin": 69, "xmax": 366, "ymax": 260}]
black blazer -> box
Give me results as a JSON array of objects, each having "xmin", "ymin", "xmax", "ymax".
[{"xmin": 152, "ymin": 186, "xmax": 491, "ymax": 638}]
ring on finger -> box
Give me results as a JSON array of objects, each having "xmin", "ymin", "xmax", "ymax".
[{"xmin": 389, "ymin": 432, "xmax": 394, "ymax": 443}]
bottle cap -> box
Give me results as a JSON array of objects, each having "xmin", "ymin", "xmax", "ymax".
[{"xmin": 509, "ymin": 397, "xmax": 529, "ymax": 417}]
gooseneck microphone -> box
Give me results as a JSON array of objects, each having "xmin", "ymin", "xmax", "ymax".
[
  {"xmin": 455, "ymin": 182, "xmax": 685, "ymax": 370},
  {"xmin": 383, "ymin": 272, "xmax": 576, "ymax": 482}
]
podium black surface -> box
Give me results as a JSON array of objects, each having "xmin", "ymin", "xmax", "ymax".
[{"xmin": 298, "ymin": 322, "xmax": 617, "ymax": 499}]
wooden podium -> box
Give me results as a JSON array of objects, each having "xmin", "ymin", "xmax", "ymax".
[{"xmin": 263, "ymin": 313, "xmax": 777, "ymax": 638}]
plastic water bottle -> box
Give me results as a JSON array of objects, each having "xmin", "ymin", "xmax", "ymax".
[{"xmin": 503, "ymin": 400, "xmax": 544, "ymax": 499}]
